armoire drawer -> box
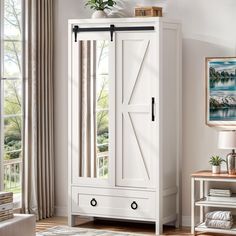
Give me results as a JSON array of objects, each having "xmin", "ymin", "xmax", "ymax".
[{"xmin": 71, "ymin": 187, "xmax": 156, "ymax": 221}]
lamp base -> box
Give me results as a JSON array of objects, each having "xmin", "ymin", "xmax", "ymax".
[{"xmin": 226, "ymin": 150, "xmax": 236, "ymax": 175}]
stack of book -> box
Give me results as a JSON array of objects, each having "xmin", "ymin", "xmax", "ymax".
[
  {"xmin": 207, "ymin": 189, "xmax": 235, "ymax": 203},
  {"xmin": 0, "ymin": 192, "xmax": 13, "ymax": 222}
]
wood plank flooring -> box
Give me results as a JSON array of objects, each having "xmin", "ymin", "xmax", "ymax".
[{"xmin": 36, "ymin": 217, "xmax": 231, "ymax": 235}]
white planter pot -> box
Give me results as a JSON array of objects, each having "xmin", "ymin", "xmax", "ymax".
[
  {"xmin": 92, "ymin": 10, "xmax": 108, "ymax": 19},
  {"xmin": 212, "ymin": 165, "xmax": 220, "ymax": 174}
]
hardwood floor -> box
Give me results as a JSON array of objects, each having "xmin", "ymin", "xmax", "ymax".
[{"xmin": 37, "ymin": 216, "xmax": 223, "ymax": 235}]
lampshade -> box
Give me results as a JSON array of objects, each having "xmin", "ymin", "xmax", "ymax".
[{"xmin": 218, "ymin": 131, "xmax": 236, "ymax": 149}]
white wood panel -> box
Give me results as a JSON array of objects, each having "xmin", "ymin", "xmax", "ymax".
[
  {"xmin": 161, "ymin": 24, "xmax": 182, "ymax": 228},
  {"xmin": 71, "ymin": 187, "xmax": 156, "ymax": 220},
  {"xmin": 116, "ymin": 32, "xmax": 158, "ymax": 189},
  {"xmin": 162, "ymin": 28, "xmax": 178, "ymax": 190}
]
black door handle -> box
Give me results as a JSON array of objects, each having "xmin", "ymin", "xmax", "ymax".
[
  {"xmin": 152, "ymin": 97, "xmax": 155, "ymax": 121},
  {"xmin": 131, "ymin": 201, "xmax": 138, "ymax": 210},
  {"xmin": 90, "ymin": 198, "xmax": 97, "ymax": 207}
]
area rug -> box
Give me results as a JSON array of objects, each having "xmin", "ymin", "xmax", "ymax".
[{"xmin": 36, "ymin": 226, "xmax": 144, "ymax": 236}]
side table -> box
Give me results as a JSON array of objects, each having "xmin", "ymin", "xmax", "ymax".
[{"xmin": 191, "ymin": 170, "xmax": 236, "ymax": 235}]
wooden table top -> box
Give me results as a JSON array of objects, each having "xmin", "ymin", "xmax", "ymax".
[{"xmin": 192, "ymin": 170, "xmax": 236, "ymax": 179}]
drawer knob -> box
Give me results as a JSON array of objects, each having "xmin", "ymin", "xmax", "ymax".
[
  {"xmin": 131, "ymin": 201, "xmax": 138, "ymax": 210},
  {"xmin": 90, "ymin": 198, "xmax": 97, "ymax": 207}
]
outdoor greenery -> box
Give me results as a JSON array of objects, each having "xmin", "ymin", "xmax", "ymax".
[
  {"xmin": 85, "ymin": 0, "xmax": 116, "ymax": 11},
  {"xmin": 98, "ymin": 156, "xmax": 108, "ymax": 177}
]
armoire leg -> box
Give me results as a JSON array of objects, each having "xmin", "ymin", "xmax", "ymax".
[
  {"xmin": 155, "ymin": 222, "xmax": 163, "ymax": 235},
  {"xmin": 68, "ymin": 215, "xmax": 76, "ymax": 227}
]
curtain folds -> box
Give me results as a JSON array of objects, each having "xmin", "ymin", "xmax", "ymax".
[
  {"xmin": 22, "ymin": 0, "xmax": 54, "ymax": 220},
  {"xmin": 79, "ymin": 41, "xmax": 97, "ymax": 178}
]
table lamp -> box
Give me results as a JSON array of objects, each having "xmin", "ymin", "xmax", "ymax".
[{"xmin": 218, "ymin": 130, "xmax": 236, "ymax": 175}]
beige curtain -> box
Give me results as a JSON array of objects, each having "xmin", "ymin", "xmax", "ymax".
[
  {"xmin": 22, "ymin": 0, "xmax": 54, "ymax": 220},
  {"xmin": 79, "ymin": 41, "xmax": 97, "ymax": 178}
]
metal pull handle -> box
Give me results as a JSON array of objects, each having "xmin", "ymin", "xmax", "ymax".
[
  {"xmin": 131, "ymin": 201, "xmax": 138, "ymax": 210},
  {"xmin": 90, "ymin": 198, "xmax": 97, "ymax": 207},
  {"xmin": 152, "ymin": 97, "xmax": 155, "ymax": 121}
]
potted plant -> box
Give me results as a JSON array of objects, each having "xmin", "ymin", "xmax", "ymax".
[
  {"xmin": 85, "ymin": 0, "xmax": 117, "ymax": 19},
  {"xmin": 209, "ymin": 156, "xmax": 224, "ymax": 174}
]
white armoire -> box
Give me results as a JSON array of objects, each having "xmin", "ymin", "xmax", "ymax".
[{"xmin": 68, "ymin": 17, "xmax": 181, "ymax": 235}]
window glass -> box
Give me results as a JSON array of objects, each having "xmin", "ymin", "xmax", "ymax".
[
  {"xmin": 1, "ymin": 0, "xmax": 23, "ymax": 206},
  {"xmin": 3, "ymin": 41, "xmax": 22, "ymax": 78},
  {"xmin": 4, "ymin": 80, "xmax": 22, "ymax": 115},
  {"xmin": 3, "ymin": 0, "xmax": 22, "ymax": 40}
]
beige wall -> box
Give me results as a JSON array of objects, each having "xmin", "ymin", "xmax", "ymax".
[{"xmin": 54, "ymin": 0, "xmax": 236, "ymax": 225}]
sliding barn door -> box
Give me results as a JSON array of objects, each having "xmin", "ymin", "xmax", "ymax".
[
  {"xmin": 70, "ymin": 32, "xmax": 115, "ymax": 187},
  {"xmin": 116, "ymin": 32, "xmax": 158, "ymax": 189}
]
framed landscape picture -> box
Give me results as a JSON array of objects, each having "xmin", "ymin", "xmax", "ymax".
[{"xmin": 206, "ymin": 57, "xmax": 236, "ymax": 126}]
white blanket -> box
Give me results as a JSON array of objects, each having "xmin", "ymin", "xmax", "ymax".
[
  {"xmin": 205, "ymin": 211, "xmax": 232, "ymax": 221},
  {"xmin": 205, "ymin": 219, "xmax": 233, "ymax": 229}
]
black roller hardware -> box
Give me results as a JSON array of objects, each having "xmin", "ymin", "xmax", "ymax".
[{"xmin": 72, "ymin": 25, "xmax": 155, "ymax": 42}]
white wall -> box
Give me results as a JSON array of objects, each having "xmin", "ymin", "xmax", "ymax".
[
  {"xmin": 54, "ymin": 0, "xmax": 236, "ymax": 224},
  {"xmin": 54, "ymin": 0, "xmax": 88, "ymax": 216}
]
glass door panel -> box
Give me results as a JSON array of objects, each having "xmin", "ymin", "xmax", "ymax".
[
  {"xmin": 96, "ymin": 40, "xmax": 109, "ymax": 179},
  {"xmin": 78, "ymin": 39, "xmax": 110, "ymax": 179}
]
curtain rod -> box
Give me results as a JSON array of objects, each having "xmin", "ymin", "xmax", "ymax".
[{"xmin": 72, "ymin": 24, "xmax": 155, "ymax": 42}]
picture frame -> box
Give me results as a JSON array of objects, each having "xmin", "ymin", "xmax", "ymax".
[{"xmin": 206, "ymin": 57, "xmax": 236, "ymax": 126}]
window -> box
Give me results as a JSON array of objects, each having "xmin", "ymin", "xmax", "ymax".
[{"xmin": 0, "ymin": 0, "xmax": 23, "ymax": 208}]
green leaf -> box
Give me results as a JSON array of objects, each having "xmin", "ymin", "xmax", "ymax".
[
  {"xmin": 209, "ymin": 155, "xmax": 224, "ymax": 166},
  {"xmin": 85, "ymin": 0, "xmax": 116, "ymax": 10}
]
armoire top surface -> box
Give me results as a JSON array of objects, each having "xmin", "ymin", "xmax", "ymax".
[{"xmin": 68, "ymin": 17, "xmax": 181, "ymax": 25}]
